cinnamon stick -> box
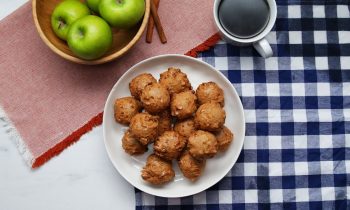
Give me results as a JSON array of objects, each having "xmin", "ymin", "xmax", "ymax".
[
  {"xmin": 150, "ymin": 0, "xmax": 167, "ymax": 44},
  {"xmin": 146, "ymin": 0, "xmax": 160, "ymax": 43}
]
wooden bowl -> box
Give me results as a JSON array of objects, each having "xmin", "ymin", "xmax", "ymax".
[{"xmin": 32, "ymin": 0, "xmax": 150, "ymax": 65}]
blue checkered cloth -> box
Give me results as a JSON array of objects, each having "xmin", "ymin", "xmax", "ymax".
[{"xmin": 135, "ymin": 1, "xmax": 350, "ymax": 209}]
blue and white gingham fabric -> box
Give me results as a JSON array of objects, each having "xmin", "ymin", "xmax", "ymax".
[{"xmin": 136, "ymin": 1, "xmax": 350, "ymax": 209}]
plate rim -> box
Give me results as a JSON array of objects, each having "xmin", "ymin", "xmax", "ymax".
[{"xmin": 103, "ymin": 54, "xmax": 246, "ymax": 198}]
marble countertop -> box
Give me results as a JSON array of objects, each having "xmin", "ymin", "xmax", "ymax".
[{"xmin": 0, "ymin": 1, "xmax": 134, "ymax": 210}]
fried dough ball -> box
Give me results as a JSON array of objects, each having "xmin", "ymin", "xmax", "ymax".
[
  {"xmin": 196, "ymin": 82, "xmax": 224, "ymax": 106},
  {"xmin": 114, "ymin": 97, "xmax": 142, "ymax": 125},
  {"xmin": 174, "ymin": 118, "xmax": 196, "ymax": 138},
  {"xmin": 194, "ymin": 102, "xmax": 226, "ymax": 132},
  {"xmin": 129, "ymin": 73, "xmax": 157, "ymax": 99},
  {"xmin": 170, "ymin": 90, "xmax": 197, "ymax": 120},
  {"xmin": 178, "ymin": 150, "xmax": 205, "ymax": 181},
  {"xmin": 141, "ymin": 154, "xmax": 175, "ymax": 185},
  {"xmin": 140, "ymin": 83, "xmax": 170, "ymax": 114},
  {"xmin": 157, "ymin": 110, "xmax": 172, "ymax": 136},
  {"xmin": 188, "ymin": 130, "xmax": 218, "ymax": 160},
  {"xmin": 215, "ymin": 126, "xmax": 234, "ymax": 152},
  {"xmin": 129, "ymin": 113, "xmax": 159, "ymax": 145},
  {"xmin": 122, "ymin": 130, "xmax": 147, "ymax": 155},
  {"xmin": 153, "ymin": 131, "xmax": 187, "ymax": 161},
  {"xmin": 159, "ymin": 67, "xmax": 192, "ymax": 95}
]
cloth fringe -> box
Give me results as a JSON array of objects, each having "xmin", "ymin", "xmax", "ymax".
[
  {"xmin": 32, "ymin": 112, "xmax": 103, "ymax": 168},
  {"xmin": 0, "ymin": 106, "xmax": 34, "ymax": 167},
  {"xmin": 185, "ymin": 33, "xmax": 221, "ymax": 57}
]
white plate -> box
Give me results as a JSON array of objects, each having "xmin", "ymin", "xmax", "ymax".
[{"xmin": 103, "ymin": 54, "xmax": 245, "ymax": 198}]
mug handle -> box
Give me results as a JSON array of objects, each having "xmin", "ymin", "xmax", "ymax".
[{"xmin": 253, "ymin": 38, "xmax": 273, "ymax": 58}]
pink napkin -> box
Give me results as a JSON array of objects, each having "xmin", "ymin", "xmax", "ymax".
[{"xmin": 0, "ymin": 1, "xmax": 219, "ymax": 168}]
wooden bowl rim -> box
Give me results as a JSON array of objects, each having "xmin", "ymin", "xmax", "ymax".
[{"xmin": 32, "ymin": 0, "xmax": 150, "ymax": 65}]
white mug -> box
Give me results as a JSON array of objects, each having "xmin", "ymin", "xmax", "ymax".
[{"xmin": 213, "ymin": 0, "xmax": 277, "ymax": 58}]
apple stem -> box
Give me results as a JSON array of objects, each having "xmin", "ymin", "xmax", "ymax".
[
  {"xmin": 116, "ymin": 0, "xmax": 123, "ymax": 4},
  {"xmin": 78, "ymin": 28, "xmax": 84, "ymax": 38},
  {"xmin": 58, "ymin": 22, "xmax": 63, "ymax": 29},
  {"xmin": 58, "ymin": 18, "xmax": 66, "ymax": 29}
]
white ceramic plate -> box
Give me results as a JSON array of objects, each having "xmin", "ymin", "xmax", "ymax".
[{"xmin": 103, "ymin": 54, "xmax": 245, "ymax": 198}]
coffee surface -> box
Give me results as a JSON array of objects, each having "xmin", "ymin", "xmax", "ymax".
[{"xmin": 218, "ymin": 0, "xmax": 270, "ymax": 38}]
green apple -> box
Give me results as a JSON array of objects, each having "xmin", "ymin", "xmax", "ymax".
[
  {"xmin": 51, "ymin": 0, "xmax": 90, "ymax": 40},
  {"xmin": 99, "ymin": 0, "xmax": 145, "ymax": 29},
  {"xmin": 67, "ymin": 15, "xmax": 113, "ymax": 60},
  {"xmin": 86, "ymin": 0, "xmax": 101, "ymax": 14}
]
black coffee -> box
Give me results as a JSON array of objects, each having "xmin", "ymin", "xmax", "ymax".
[{"xmin": 218, "ymin": 0, "xmax": 270, "ymax": 38}]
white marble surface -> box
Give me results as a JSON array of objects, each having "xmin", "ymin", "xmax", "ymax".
[{"xmin": 0, "ymin": 1, "xmax": 135, "ymax": 210}]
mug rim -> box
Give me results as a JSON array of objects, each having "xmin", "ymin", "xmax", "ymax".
[{"xmin": 213, "ymin": 0, "xmax": 277, "ymax": 44}]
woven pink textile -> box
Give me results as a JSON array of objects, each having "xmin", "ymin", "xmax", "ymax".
[{"xmin": 0, "ymin": 1, "xmax": 217, "ymax": 167}]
